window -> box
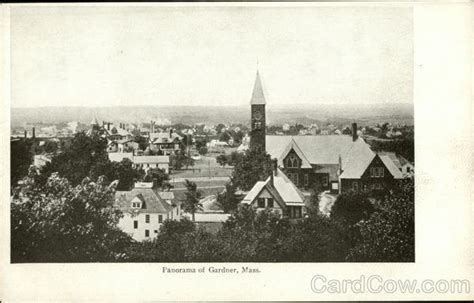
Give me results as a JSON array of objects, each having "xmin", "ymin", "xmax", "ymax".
[
  {"xmin": 133, "ymin": 221, "xmax": 138, "ymax": 229},
  {"xmin": 145, "ymin": 214, "xmax": 150, "ymax": 223},
  {"xmin": 296, "ymin": 207, "xmax": 302, "ymax": 218},
  {"xmin": 158, "ymin": 215, "xmax": 163, "ymax": 223},
  {"xmin": 304, "ymin": 174, "xmax": 309, "ymax": 186},
  {"xmin": 145, "ymin": 230, "xmax": 149, "ymax": 237},
  {"xmin": 352, "ymin": 182, "xmax": 359, "ymax": 191},
  {"xmin": 406, "ymin": 167, "xmax": 411, "ymax": 173},
  {"xmin": 286, "ymin": 155, "xmax": 299, "ymax": 168},
  {"xmin": 154, "ymin": 230, "xmax": 158, "ymax": 233},
  {"xmin": 267, "ymin": 198, "xmax": 274, "ymax": 208},
  {"xmin": 257, "ymin": 198, "xmax": 265, "ymax": 208},
  {"xmin": 322, "ymin": 175, "xmax": 329, "ymax": 187},
  {"xmin": 371, "ymin": 167, "xmax": 384, "ymax": 178}
]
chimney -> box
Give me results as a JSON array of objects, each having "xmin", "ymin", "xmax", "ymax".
[
  {"xmin": 32, "ymin": 127, "xmax": 36, "ymax": 139},
  {"xmin": 107, "ymin": 123, "xmax": 111, "ymax": 131},
  {"xmin": 338, "ymin": 154, "xmax": 343, "ymax": 175},
  {"xmin": 24, "ymin": 130, "xmax": 27, "ymax": 138},
  {"xmin": 352, "ymin": 122, "xmax": 357, "ymax": 142},
  {"xmin": 169, "ymin": 128, "xmax": 173, "ymax": 138},
  {"xmin": 270, "ymin": 158, "xmax": 278, "ymax": 185}
]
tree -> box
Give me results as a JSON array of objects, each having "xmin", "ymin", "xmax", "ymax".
[
  {"xmin": 11, "ymin": 169, "xmax": 131, "ymax": 262},
  {"xmin": 134, "ymin": 135, "xmax": 148, "ymax": 151},
  {"xmin": 217, "ymin": 182, "xmax": 239, "ymax": 213},
  {"xmin": 170, "ymin": 150, "xmax": 194, "ymax": 170},
  {"xmin": 215, "ymin": 123, "xmax": 226, "ymax": 134},
  {"xmin": 198, "ymin": 146, "xmax": 208, "ymax": 155},
  {"xmin": 331, "ymin": 192, "xmax": 375, "ymax": 226},
  {"xmin": 123, "ymin": 219, "xmax": 196, "ymax": 262},
  {"xmin": 10, "ymin": 138, "xmax": 34, "ymax": 188},
  {"xmin": 231, "ymin": 130, "xmax": 244, "ymax": 145},
  {"xmin": 216, "ymin": 154, "xmax": 228, "ymax": 167},
  {"xmin": 231, "ymin": 149, "xmax": 273, "ymax": 191},
  {"xmin": 195, "ymin": 138, "xmax": 208, "ymax": 150},
  {"xmin": 346, "ymin": 179, "xmax": 415, "ymax": 262},
  {"xmin": 217, "ymin": 206, "xmax": 291, "ymax": 262},
  {"xmin": 227, "ymin": 151, "xmax": 242, "ymax": 167},
  {"xmin": 44, "ymin": 132, "xmax": 109, "ymax": 185},
  {"xmin": 279, "ymin": 214, "xmax": 351, "ymax": 262},
  {"xmin": 219, "ymin": 131, "xmax": 231, "ymax": 143},
  {"xmin": 182, "ymin": 180, "xmax": 203, "ymax": 221},
  {"xmin": 143, "ymin": 167, "xmax": 169, "ymax": 188}
]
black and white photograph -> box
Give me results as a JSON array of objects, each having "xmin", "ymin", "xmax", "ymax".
[
  {"xmin": 1, "ymin": 2, "xmax": 472, "ymax": 301},
  {"xmin": 9, "ymin": 5, "xmax": 415, "ymax": 263}
]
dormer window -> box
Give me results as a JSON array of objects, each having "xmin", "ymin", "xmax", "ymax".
[{"xmin": 131, "ymin": 196, "xmax": 143, "ymax": 209}]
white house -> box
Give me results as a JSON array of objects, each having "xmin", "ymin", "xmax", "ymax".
[
  {"xmin": 241, "ymin": 166, "xmax": 306, "ymax": 221},
  {"xmin": 115, "ymin": 182, "xmax": 181, "ymax": 241},
  {"xmin": 108, "ymin": 153, "xmax": 170, "ymax": 173},
  {"xmin": 133, "ymin": 156, "xmax": 170, "ymax": 173}
]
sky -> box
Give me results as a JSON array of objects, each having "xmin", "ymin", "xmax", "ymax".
[{"xmin": 10, "ymin": 5, "xmax": 413, "ymax": 108}]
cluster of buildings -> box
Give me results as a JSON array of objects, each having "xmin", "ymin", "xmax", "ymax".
[
  {"xmin": 88, "ymin": 118, "xmax": 186, "ymax": 174},
  {"xmin": 110, "ymin": 70, "xmax": 414, "ymax": 241}
]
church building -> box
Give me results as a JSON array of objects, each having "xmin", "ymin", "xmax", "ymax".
[{"xmin": 247, "ymin": 70, "xmax": 404, "ymax": 194}]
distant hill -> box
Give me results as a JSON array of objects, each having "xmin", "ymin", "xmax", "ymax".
[{"xmin": 11, "ymin": 103, "xmax": 413, "ymax": 127}]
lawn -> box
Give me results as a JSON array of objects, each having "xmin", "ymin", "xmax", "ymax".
[{"xmin": 171, "ymin": 155, "xmax": 234, "ymax": 178}]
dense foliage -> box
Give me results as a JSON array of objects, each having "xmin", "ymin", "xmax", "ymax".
[
  {"xmin": 231, "ymin": 149, "xmax": 273, "ymax": 191},
  {"xmin": 11, "ymin": 138, "xmax": 34, "ymax": 188},
  {"xmin": 11, "ymin": 169, "xmax": 131, "ymax": 262}
]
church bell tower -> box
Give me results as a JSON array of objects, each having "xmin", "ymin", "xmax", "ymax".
[{"xmin": 250, "ymin": 70, "xmax": 266, "ymax": 152}]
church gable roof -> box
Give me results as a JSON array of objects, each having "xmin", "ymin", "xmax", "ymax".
[
  {"xmin": 250, "ymin": 70, "xmax": 266, "ymax": 105},
  {"xmin": 278, "ymin": 138, "xmax": 312, "ymax": 169},
  {"xmin": 266, "ymin": 135, "xmax": 359, "ymax": 165}
]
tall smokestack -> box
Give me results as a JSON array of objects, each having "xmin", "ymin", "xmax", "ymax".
[
  {"xmin": 24, "ymin": 130, "xmax": 27, "ymax": 138},
  {"xmin": 169, "ymin": 128, "xmax": 173, "ymax": 138},
  {"xmin": 352, "ymin": 123, "xmax": 357, "ymax": 142},
  {"xmin": 32, "ymin": 127, "xmax": 36, "ymax": 139}
]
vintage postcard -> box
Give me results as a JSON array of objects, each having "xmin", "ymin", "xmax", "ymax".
[{"xmin": 1, "ymin": 2, "xmax": 472, "ymax": 301}]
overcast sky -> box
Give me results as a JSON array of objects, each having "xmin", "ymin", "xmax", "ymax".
[{"xmin": 11, "ymin": 5, "xmax": 413, "ymax": 108}]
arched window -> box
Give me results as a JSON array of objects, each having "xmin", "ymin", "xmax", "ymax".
[{"xmin": 287, "ymin": 155, "xmax": 299, "ymax": 168}]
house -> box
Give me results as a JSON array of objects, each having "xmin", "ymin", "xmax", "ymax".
[
  {"xmin": 339, "ymin": 140, "xmax": 404, "ymax": 193},
  {"xmin": 103, "ymin": 122, "xmax": 132, "ymax": 141},
  {"xmin": 181, "ymin": 194, "xmax": 231, "ymax": 233},
  {"xmin": 241, "ymin": 164, "xmax": 306, "ymax": 221},
  {"xmin": 115, "ymin": 182, "xmax": 181, "ymax": 241},
  {"xmin": 378, "ymin": 152, "xmax": 414, "ymax": 178},
  {"xmin": 108, "ymin": 153, "xmax": 170, "ymax": 173},
  {"xmin": 133, "ymin": 156, "xmax": 170, "ymax": 173},
  {"xmin": 149, "ymin": 129, "xmax": 182, "ymax": 155}
]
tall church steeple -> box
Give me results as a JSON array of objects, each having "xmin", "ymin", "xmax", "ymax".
[{"xmin": 250, "ymin": 70, "xmax": 266, "ymax": 152}]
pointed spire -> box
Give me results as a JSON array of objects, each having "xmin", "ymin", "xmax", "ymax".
[{"xmin": 250, "ymin": 70, "xmax": 266, "ymax": 105}]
